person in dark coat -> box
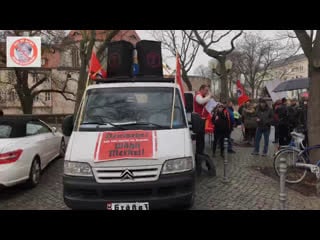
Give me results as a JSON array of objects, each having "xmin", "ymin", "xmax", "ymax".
[
  {"xmin": 287, "ymin": 98, "xmax": 299, "ymax": 133},
  {"xmin": 211, "ymin": 103, "xmax": 232, "ymax": 158},
  {"xmin": 276, "ymin": 98, "xmax": 290, "ymax": 146},
  {"xmin": 272, "ymin": 99, "xmax": 281, "ymax": 143},
  {"xmin": 252, "ymin": 99, "xmax": 273, "ymax": 156},
  {"xmin": 242, "ymin": 101, "xmax": 257, "ymax": 145}
]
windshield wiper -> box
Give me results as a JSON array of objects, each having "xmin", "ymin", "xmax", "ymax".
[
  {"xmin": 81, "ymin": 117, "xmax": 127, "ymax": 130},
  {"xmin": 119, "ymin": 121, "xmax": 169, "ymax": 129}
]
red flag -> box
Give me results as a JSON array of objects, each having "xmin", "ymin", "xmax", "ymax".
[
  {"xmin": 89, "ymin": 51, "xmax": 107, "ymax": 80},
  {"xmin": 175, "ymin": 53, "xmax": 186, "ymax": 105},
  {"xmin": 236, "ymin": 80, "xmax": 250, "ymax": 106}
]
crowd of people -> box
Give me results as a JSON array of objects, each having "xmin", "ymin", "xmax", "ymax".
[{"xmin": 192, "ymin": 84, "xmax": 309, "ymax": 173}]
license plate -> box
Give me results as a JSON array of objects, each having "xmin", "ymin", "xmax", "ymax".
[{"xmin": 107, "ymin": 202, "xmax": 149, "ymax": 210}]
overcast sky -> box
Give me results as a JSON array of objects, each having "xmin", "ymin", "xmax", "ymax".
[{"xmin": 136, "ymin": 30, "xmax": 286, "ymax": 74}]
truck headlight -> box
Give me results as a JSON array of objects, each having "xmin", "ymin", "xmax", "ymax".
[
  {"xmin": 64, "ymin": 161, "xmax": 93, "ymax": 177},
  {"xmin": 161, "ymin": 157, "xmax": 193, "ymax": 174}
]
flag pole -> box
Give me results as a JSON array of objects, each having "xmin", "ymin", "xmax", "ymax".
[
  {"xmin": 76, "ymin": 51, "xmax": 93, "ymax": 130},
  {"xmin": 170, "ymin": 51, "xmax": 178, "ymax": 128}
]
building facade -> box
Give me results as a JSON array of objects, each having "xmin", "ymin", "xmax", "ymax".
[{"xmin": 266, "ymin": 53, "xmax": 308, "ymax": 99}]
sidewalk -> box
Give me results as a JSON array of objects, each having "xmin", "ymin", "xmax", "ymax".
[{"xmin": 192, "ymin": 127, "xmax": 320, "ymax": 210}]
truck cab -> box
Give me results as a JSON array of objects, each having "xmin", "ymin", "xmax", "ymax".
[{"xmin": 62, "ymin": 77, "xmax": 196, "ymax": 210}]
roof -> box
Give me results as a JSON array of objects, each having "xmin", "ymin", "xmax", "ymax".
[
  {"xmin": 264, "ymin": 79, "xmax": 287, "ymax": 102},
  {"xmin": 0, "ymin": 116, "xmax": 40, "ymax": 138},
  {"xmin": 68, "ymin": 30, "xmax": 140, "ymax": 45},
  {"xmin": 270, "ymin": 53, "xmax": 307, "ymax": 69},
  {"xmin": 88, "ymin": 80, "xmax": 177, "ymax": 90}
]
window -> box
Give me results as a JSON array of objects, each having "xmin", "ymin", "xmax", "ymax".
[
  {"xmin": 8, "ymin": 90, "xmax": 15, "ymax": 102},
  {"xmin": 0, "ymin": 125, "xmax": 12, "ymax": 138},
  {"xmin": 34, "ymin": 94, "xmax": 40, "ymax": 102},
  {"xmin": 80, "ymin": 87, "xmax": 186, "ymax": 131},
  {"xmin": 299, "ymin": 66, "xmax": 304, "ymax": 72},
  {"xmin": 26, "ymin": 121, "xmax": 51, "ymax": 136},
  {"xmin": 72, "ymin": 48, "xmax": 80, "ymax": 68},
  {"xmin": 33, "ymin": 73, "xmax": 39, "ymax": 83},
  {"xmin": 45, "ymin": 92, "xmax": 51, "ymax": 101}
]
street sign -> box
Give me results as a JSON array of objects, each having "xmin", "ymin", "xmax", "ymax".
[{"xmin": 6, "ymin": 37, "xmax": 41, "ymax": 67}]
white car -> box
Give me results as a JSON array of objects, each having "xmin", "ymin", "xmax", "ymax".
[{"xmin": 0, "ymin": 116, "xmax": 66, "ymax": 188}]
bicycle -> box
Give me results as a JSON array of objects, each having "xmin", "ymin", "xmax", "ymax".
[{"xmin": 274, "ymin": 141, "xmax": 320, "ymax": 183}]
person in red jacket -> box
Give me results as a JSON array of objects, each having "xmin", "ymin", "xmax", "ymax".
[{"xmin": 194, "ymin": 84, "xmax": 213, "ymax": 118}]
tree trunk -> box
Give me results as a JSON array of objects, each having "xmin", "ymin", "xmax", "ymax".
[
  {"xmin": 251, "ymin": 86, "xmax": 255, "ymax": 99},
  {"xmin": 182, "ymin": 69, "xmax": 192, "ymax": 91},
  {"xmin": 14, "ymin": 69, "xmax": 34, "ymax": 114},
  {"xmin": 20, "ymin": 96, "xmax": 33, "ymax": 114},
  {"xmin": 308, "ymin": 68, "xmax": 320, "ymax": 163},
  {"xmin": 74, "ymin": 63, "xmax": 88, "ymax": 115}
]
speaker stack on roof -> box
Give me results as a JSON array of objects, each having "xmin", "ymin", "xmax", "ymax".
[
  {"xmin": 107, "ymin": 40, "xmax": 134, "ymax": 78},
  {"xmin": 135, "ymin": 40, "xmax": 163, "ymax": 77},
  {"xmin": 97, "ymin": 40, "xmax": 165, "ymax": 82}
]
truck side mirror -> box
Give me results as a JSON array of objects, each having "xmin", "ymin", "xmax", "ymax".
[
  {"xmin": 184, "ymin": 93, "xmax": 194, "ymax": 113},
  {"xmin": 62, "ymin": 115, "xmax": 74, "ymax": 137}
]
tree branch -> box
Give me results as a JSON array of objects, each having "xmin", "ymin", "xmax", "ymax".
[
  {"xmin": 33, "ymin": 89, "xmax": 76, "ymax": 102},
  {"xmin": 96, "ymin": 30, "xmax": 121, "ymax": 59}
]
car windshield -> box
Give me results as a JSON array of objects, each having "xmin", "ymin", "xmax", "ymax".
[
  {"xmin": 78, "ymin": 87, "xmax": 186, "ymax": 131},
  {"xmin": 0, "ymin": 124, "xmax": 12, "ymax": 138}
]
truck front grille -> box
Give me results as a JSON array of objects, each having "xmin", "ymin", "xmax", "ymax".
[{"xmin": 93, "ymin": 166, "xmax": 161, "ymax": 183}]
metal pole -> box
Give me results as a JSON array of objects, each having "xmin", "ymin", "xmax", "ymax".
[
  {"xmin": 279, "ymin": 157, "xmax": 287, "ymax": 210},
  {"xmin": 222, "ymin": 137, "xmax": 230, "ymax": 183}
]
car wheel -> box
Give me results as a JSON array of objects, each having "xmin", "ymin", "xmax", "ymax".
[
  {"xmin": 59, "ymin": 138, "xmax": 66, "ymax": 158},
  {"xmin": 26, "ymin": 158, "xmax": 41, "ymax": 188}
]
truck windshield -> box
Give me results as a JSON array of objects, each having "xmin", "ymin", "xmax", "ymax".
[{"xmin": 78, "ymin": 87, "xmax": 186, "ymax": 131}]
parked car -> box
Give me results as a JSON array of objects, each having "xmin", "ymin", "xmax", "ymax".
[{"xmin": 0, "ymin": 116, "xmax": 66, "ymax": 188}]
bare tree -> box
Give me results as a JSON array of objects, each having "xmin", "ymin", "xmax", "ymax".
[
  {"xmin": 230, "ymin": 32, "xmax": 299, "ymax": 98},
  {"xmin": 185, "ymin": 30, "xmax": 243, "ymax": 102},
  {"xmin": 294, "ymin": 30, "xmax": 320, "ymax": 162},
  {"xmin": 0, "ymin": 30, "xmax": 76, "ymax": 114},
  {"xmin": 151, "ymin": 30, "xmax": 200, "ymax": 90},
  {"xmin": 71, "ymin": 30, "xmax": 120, "ymax": 114},
  {"xmin": 194, "ymin": 64, "xmax": 211, "ymax": 79}
]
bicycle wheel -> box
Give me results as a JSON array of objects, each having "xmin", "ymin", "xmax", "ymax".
[{"xmin": 273, "ymin": 148, "xmax": 307, "ymax": 184}]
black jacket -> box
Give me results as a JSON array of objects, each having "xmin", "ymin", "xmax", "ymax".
[
  {"xmin": 256, "ymin": 105, "xmax": 273, "ymax": 129},
  {"xmin": 212, "ymin": 109, "xmax": 231, "ymax": 134}
]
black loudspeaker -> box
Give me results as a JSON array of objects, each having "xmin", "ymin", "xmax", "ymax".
[
  {"xmin": 136, "ymin": 40, "xmax": 163, "ymax": 77},
  {"xmin": 107, "ymin": 40, "xmax": 134, "ymax": 78}
]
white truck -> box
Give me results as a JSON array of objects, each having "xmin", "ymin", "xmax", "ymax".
[{"xmin": 62, "ymin": 77, "xmax": 196, "ymax": 210}]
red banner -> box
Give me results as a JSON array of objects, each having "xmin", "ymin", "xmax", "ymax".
[
  {"xmin": 89, "ymin": 51, "xmax": 107, "ymax": 80},
  {"xmin": 94, "ymin": 130, "xmax": 156, "ymax": 161},
  {"xmin": 236, "ymin": 80, "xmax": 250, "ymax": 107}
]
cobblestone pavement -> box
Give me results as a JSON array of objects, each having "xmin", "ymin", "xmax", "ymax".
[
  {"xmin": 192, "ymin": 127, "xmax": 320, "ymax": 210},
  {"xmin": 1, "ymin": 127, "xmax": 320, "ymax": 210}
]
